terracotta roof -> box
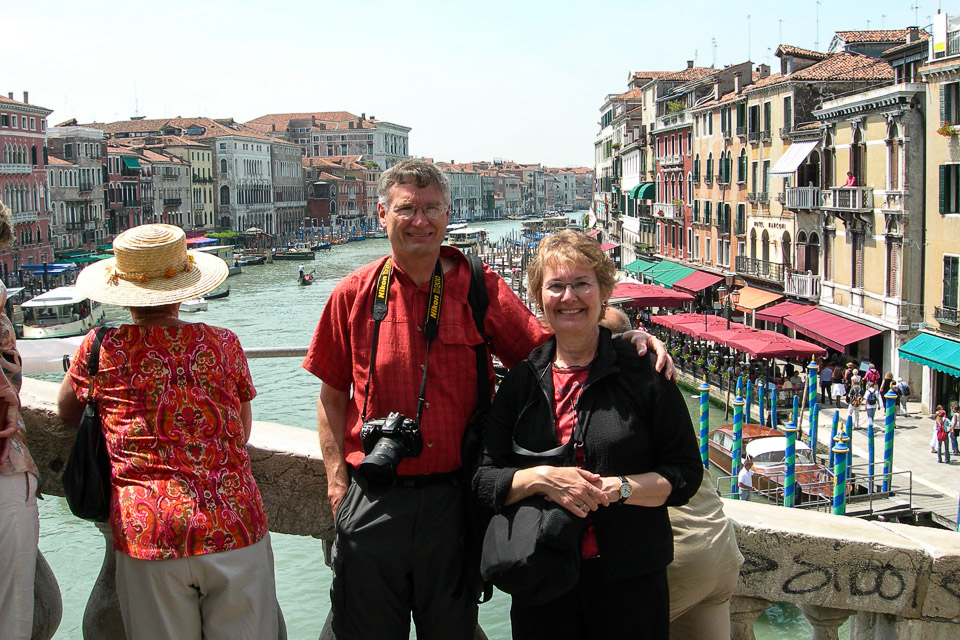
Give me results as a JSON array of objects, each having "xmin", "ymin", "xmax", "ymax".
[
  {"xmin": 631, "ymin": 71, "xmax": 673, "ymax": 82},
  {"xmin": 660, "ymin": 67, "xmax": 717, "ymax": 82},
  {"xmin": 84, "ymin": 117, "xmax": 280, "ymax": 143},
  {"xmin": 615, "ymin": 88, "xmax": 644, "ymax": 100},
  {"xmin": 883, "ymin": 32, "xmax": 930, "ymax": 56},
  {"xmin": 776, "ymin": 45, "xmax": 828, "ymax": 61},
  {"xmin": 137, "ymin": 148, "xmax": 184, "ymax": 164},
  {"xmin": 106, "ymin": 143, "xmax": 139, "ymax": 156},
  {"xmin": 834, "ymin": 29, "xmax": 911, "ymax": 44},
  {"xmin": 247, "ymin": 111, "xmax": 360, "ymax": 126},
  {"xmin": 0, "ymin": 95, "xmax": 52, "ymax": 112},
  {"xmin": 748, "ymin": 52, "xmax": 893, "ymax": 90},
  {"xmin": 46, "ymin": 156, "xmax": 74, "ymax": 166}
]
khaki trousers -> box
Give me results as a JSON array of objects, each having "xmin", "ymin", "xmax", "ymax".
[
  {"xmin": 0, "ymin": 472, "xmax": 39, "ymax": 640},
  {"xmin": 115, "ymin": 532, "xmax": 279, "ymax": 640},
  {"xmin": 669, "ymin": 563, "xmax": 740, "ymax": 640}
]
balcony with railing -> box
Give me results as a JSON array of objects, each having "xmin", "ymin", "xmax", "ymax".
[
  {"xmin": 736, "ymin": 255, "xmax": 788, "ymax": 283},
  {"xmin": 651, "ymin": 202, "xmax": 682, "ymax": 220},
  {"xmin": 821, "ymin": 186, "xmax": 874, "ymax": 212},
  {"xmin": 655, "ymin": 110, "xmax": 692, "ymax": 131},
  {"xmin": 760, "ymin": 129, "xmax": 772, "ymax": 142},
  {"xmin": 659, "ymin": 154, "xmax": 683, "ymax": 168},
  {"xmin": 747, "ymin": 192, "xmax": 758, "ymax": 204},
  {"xmin": 162, "ymin": 198, "xmax": 182, "ymax": 208},
  {"xmin": 64, "ymin": 218, "xmax": 97, "ymax": 231},
  {"xmin": 79, "ymin": 182, "xmax": 95, "ymax": 193},
  {"xmin": 748, "ymin": 130, "xmax": 760, "ymax": 143},
  {"xmin": 10, "ymin": 209, "xmax": 39, "ymax": 224},
  {"xmin": 934, "ymin": 306, "xmax": 959, "ymax": 326},
  {"xmin": 785, "ymin": 186, "xmax": 821, "ymax": 210},
  {"xmin": 736, "ymin": 124, "xmax": 747, "ymax": 137},
  {"xmin": 784, "ymin": 270, "xmax": 821, "ymax": 301},
  {"xmin": 162, "ymin": 172, "xmax": 178, "ymax": 180},
  {"xmin": 0, "ymin": 162, "xmax": 32, "ymax": 175}
]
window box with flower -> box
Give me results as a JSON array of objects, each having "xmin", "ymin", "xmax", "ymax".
[{"xmin": 938, "ymin": 122, "xmax": 959, "ymax": 137}]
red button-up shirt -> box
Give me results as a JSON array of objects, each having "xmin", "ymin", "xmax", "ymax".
[{"xmin": 303, "ymin": 247, "xmax": 549, "ymax": 475}]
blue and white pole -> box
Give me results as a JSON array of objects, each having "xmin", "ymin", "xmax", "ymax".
[
  {"xmin": 883, "ymin": 390, "xmax": 897, "ymax": 493},
  {"xmin": 731, "ymin": 395, "xmax": 745, "ymax": 499},
  {"xmin": 699, "ymin": 381, "xmax": 711, "ymax": 470},
  {"xmin": 829, "ymin": 410, "xmax": 840, "ymax": 470},
  {"xmin": 792, "ymin": 394, "xmax": 800, "ymax": 435},
  {"xmin": 745, "ymin": 379, "xmax": 754, "ymax": 425},
  {"xmin": 832, "ymin": 438, "xmax": 850, "ymax": 516},
  {"xmin": 810, "ymin": 403, "xmax": 820, "ymax": 462},
  {"xmin": 845, "ymin": 413, "xmax": 854, "ymax": 472},
  {"xmin": 758, "ymin": 383, "xmax": 766, "ymax": 428},
  {"xmin": 867, "ymin": 407, "xmax": 876, "ymax": 495},
  {"xmin": 807, "ymin": 361, "xmax": 819, "ymax": 443},
  {"xmin": 783, "ymin": 421, "xmax": 799, "ymax": 508}
]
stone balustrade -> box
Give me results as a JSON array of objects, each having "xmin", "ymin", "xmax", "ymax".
[{"xmin": 19, "ymin": 378, "xmax": 960, "ymax": 640}]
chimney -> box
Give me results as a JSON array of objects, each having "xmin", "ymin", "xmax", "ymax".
[
  {"xmin": 687, "ymin": 60, "xmax": 694, "ymax": 69},
  {"xmin": 734, "ymin": 72, "xmax": 743, "ymax": 94},
  {"xmin": 907, "ymin": 26, "xmax": 921, "ymax": 43},
  {"xmin": 361, "ymin": 113, "xmax": 366, "ymax": 120},
  {"xmin": 22, "ymin": 91, "xmax": 28, "ymax": 104},
  {"xmin": 7, "ymin": 92, "xmax": 12, "ymax": 100},
  {"xmin": 757, "ymin": 64, "xmax": 770, "ymax": 78}
]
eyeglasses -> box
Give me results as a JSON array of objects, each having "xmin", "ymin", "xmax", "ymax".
[
  {"xmin": 543, "ymin": 280, "xmax": 596, "ymax": 296},
  {"xmin": 390, "ymin": 204, "xmax": 447, "ymax": 219}
]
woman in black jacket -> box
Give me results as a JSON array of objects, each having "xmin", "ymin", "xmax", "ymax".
[{"xmin": 473, "ymin": 230, "xmax": 702, "ymax": 640}]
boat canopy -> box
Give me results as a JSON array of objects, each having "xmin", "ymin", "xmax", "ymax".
[{"xmin": 21, "ymin": 286, "xmax": 88, "ymax": 308}]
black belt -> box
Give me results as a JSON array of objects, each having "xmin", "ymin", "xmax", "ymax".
[{"xmin": 354, "ymin": 468, "xmax": 461, "ymax": 488}]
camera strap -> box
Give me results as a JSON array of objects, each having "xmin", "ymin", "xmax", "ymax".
[{"xmin": 360, "ymin": 256, "xmax": 444, "ymax": 425}]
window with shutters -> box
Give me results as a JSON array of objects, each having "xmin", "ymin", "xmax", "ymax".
[
  {"xmin": 704, "ymin": 200, "xmax": 712, "ymax": 225},
  {"xmin": 693, "ymin": 199, "xmax": 700, "ymax": 223},
  {"xmin": 783, "ymin": 96, "xmax": 793, "ymax": 134},
  {"xmin": 886, "ymin": 239, "xmax": 900, "ymax": 298},
  {"xmin": 705, "ymin": 154, "xmax": 713, "ymax": 184},
  {"xmin": 736, "ymin": 103, "xmax": 747, "ymax": 135},
  {"xmin": 941, "ymin": 82, "xmax": 960, "ymax": 126},
  {"xmin": 736, "ymin": 203, "xmax": 746, "ymax": 235},
  {"xmin": 738, "ymin": 149, "xmax": 747, "ymax": 183},
  {"xmin": 944, "ymin": 255, "xmax": 959, "ymax": 309},
  {"xmin": 852, "ymin": 234, "xmax": 864, "ymax": 289},
  {"xmin": 693, "ymin": 155, "xmax": 700, "ymax": 182},
  {"xmin": 694, "ymin": 233, "xmax": 700, "ymax": 260},
  {"xmin": 763, "ymin": 102, "xmax": 772, "ymax": 134},
  {"xmin": 940, "ymin": 164, "xmax": 960, "ymax": 213},
  {"xmin": 824, "ymin": 232, "xmax": 833, "ymax": 281}
]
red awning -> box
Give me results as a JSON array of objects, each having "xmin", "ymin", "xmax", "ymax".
[
  {"xmin": 672, "ymin": 314, "xmax": 736, "ymax": 338},
  {"xmin": 610, "ymin": 282, "xmax": 694, "ymax": 308},
  {"xmin": 586, "ymin": 229, "xmax": 601, "ymax": 238},
  {"xmin": 672, "ymin": 270, "xmax": 724, "ymax": 295},
  {"xmin": 599, "ymin": 242, "xmax": 619, "ymax": 251},
  {"xmin": 783, "ymin": 309, "xmax": 882, "ymax": 352},
  {"xmin": 755, "ymin": 301, "xmax": 816, "ymax": 324},
  {"xmin": 699, "ymin": 325, "xmax": 754, "ymax": 344},
  {"xmin": 649, "ymin": 312, "xmax": 708, "ymax": 330}
]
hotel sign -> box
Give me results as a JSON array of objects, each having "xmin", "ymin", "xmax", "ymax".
[{"xmin": 751, "ymin": 220, "xmax": 789, "ymax": 230}]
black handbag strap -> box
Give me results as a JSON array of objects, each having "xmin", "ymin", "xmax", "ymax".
[{"xmin": 86, "ymin": 326, "xmax": 109, "ymax": 400}]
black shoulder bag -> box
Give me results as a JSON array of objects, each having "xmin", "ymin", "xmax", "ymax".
[{"xmin": 62, "ymin": 326, "xmax": 111, "ymax": 522}]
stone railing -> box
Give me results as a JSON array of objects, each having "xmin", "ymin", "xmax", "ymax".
[{"xmin": 19, "ymin": 378, "xmax": 960, "ymax": 640}]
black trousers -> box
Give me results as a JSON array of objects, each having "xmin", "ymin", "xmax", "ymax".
[
  {"xmin": 327, "ymin": 474, "xmax": 477, "ymax": 640},
  {"xmin": 510, "ymin": 559, "xmax": 669, "ymax": 640}
]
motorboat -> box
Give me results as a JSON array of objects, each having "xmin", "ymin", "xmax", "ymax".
[
  {"xmin": 708, "ymin": 423, "xmax": 833, "ymax": 504},
  {"xmin": 180, "ymin": 299, "xmax": 208, "ymax": 313},
  {"xmin": 446, "ymin": 227, "xmax": 488, "ymax": 253},
  {"xmin": 274, "ymin": 245, "xmax": 315, "ymax": 260},
  {"xmin": 18, "ymin": 287, "xmax": 105, "ymax": 339}
]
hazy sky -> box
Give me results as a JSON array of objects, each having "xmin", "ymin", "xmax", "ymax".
[{"xmin": 5, "ymin": 0, "xmax": 938, "ymax": 168}]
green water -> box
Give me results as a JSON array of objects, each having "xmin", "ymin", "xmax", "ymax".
[{"xmin": 36, "ymin": 219, "xmax": 826, "ymax": 639}]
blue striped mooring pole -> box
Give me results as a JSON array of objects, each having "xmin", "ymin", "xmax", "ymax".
[
  {"xmin": 783, "ymin": 421, "xmax": 799, "ymax": 508},
  {"xmin": 731, "ymin": 394, "xmax": 744, "ymax": 499},
  {"xmin": 699, "ymin": 381, "xmax": 710, "ymax": 470}
]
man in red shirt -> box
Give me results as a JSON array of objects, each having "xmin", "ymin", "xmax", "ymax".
[{"xmin": 303, "ymin": 159, "xmax": 673, "ymax": 640}]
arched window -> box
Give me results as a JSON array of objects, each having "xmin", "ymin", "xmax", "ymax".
[
  {"xmin": 687, "ymin": 172, "xmax": 693, "ymax": 202},
  {"xmin": 738, "ymin": 148, "xmax": 747, "ymax": 183},
  {"xmin": 220, "ymin": 158, "xmax": 227, "ymax": 173},
  {"xmin": 761, "ymin": 229, "xmax": 770, "ymax": 263},
  {"xmin": 219, "ymin": 185, "xmax": 230, "ymax": 205},
  {"xmin": 850, "ymin": 127, "xmax": 865, "ymax": 185},
  {"xmin": 807, "ymin": 232, "xmax": 821, "ymax": 276},
  {"xmin": 782, "ymin": 231, "xmax": 792, "ymax": 267},
  {"xmin": 887, "ymin": 123, "xmax": 901, "ymax": 191}
]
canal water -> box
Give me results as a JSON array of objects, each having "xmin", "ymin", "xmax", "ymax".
[{"xmin": 36, "ymin": 218, "xmax": 820, "ymax": 639}]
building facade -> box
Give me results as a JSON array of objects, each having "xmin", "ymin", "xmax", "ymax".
[{"xmin": 46, "ymin": 125, "xmax": 107, "ymax": 252}]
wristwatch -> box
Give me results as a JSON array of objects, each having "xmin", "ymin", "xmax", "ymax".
[{"xmin": 617, "ymin": 475, "xmax": 632, "ymax": 503}]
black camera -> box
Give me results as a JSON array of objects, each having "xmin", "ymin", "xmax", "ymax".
[{"xmin": 358, "ymin": 412, "xmax": 423, "ymax": 480}]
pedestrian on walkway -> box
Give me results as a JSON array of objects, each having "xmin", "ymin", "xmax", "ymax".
[
  {"xmin": 831, "ymin": 365, "xmax": 846, "ymax": 407},
  {"xmin": 879, "ymin": 371, "xmax": 894, "ymax": 396},
  {"xmin": 847, "ymin": 374, "xmax": 863, "ymax": 428},
  {"xmin": 949, "ymin": 405, "xmax": 959, "ymax": 456},
  {"xmin": 935, "ymin": 409, "xmax": 951, "ymax": 464},
  {"xmin": 820, "ymin": 362, "xmax": 833, "ymax": 404},
  {"xmin": 864, "ymin": 382, "xmax": 880, "ymax": 432},
  {"xmin": 863, "ymin": 363, "xmax": 880, "ymax": 386},
  {"xmin": 931, "ymin": 405, "xmax": 945, "ymax": 454},
  {"xmin": 896, "ymin": 377, "xmax": 910, "ymax": 416}
]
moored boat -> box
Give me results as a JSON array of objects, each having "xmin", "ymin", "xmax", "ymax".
[
  {"xmin": 708, "ymin": 423, "xmax": 833, "ymax": 504},
  {"xmin": 18, "ymin": 287, "xmax": 105, "ymax": 340},
  {"xmin": 274, "ymin": 249, "xmax": 315, "ymax": 261},
  {"xmin": 203, "ymin": 286, "xmax": 230, "ymax": 300},
  {"xmin": 180, "ymin": 298, "xmax": 208, "ymax": 313}
]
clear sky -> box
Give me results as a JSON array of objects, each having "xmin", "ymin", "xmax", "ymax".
[{"xmin": 5, "ymin": 0, "xmax": 939, "ymax": 168}]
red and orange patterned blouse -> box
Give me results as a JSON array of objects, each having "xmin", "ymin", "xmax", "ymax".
[{"xmin": 67, "ymin": 323, "xmax": 267, "ymax": 561}]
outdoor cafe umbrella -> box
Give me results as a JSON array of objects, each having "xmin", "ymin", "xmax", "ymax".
[
  {"xmin": 699, "ymin": 324, "xmax": 753, "ymax": 344},
  {"xmin": 609, "ymin": 282, "xmax": 694, "ymax": 308},
  {"xmin": 726, "ymin": 332, "xmax": 826, "ymax": 360},
  {"xmin": 671, "ymin": 314, "xmax": 735, "ymax": 338},
  {"xmin": 648, "ymin": 312, "xmax": 705, "ymax": 330}
]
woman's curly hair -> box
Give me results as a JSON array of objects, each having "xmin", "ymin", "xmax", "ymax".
[{"xmin": 0, "ymin": 201, "xmax": 13, "ymax": 247}]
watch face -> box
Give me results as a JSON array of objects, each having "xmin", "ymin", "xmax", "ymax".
[{"xmin": 619, "ymin": 477, "xmax": 632, "ymax": 500}]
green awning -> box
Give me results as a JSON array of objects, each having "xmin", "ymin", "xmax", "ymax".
[
  {"xmin": 623, "ymin": 258, "xmax": 657, "ymax": 275},
  {"xmin": 629, "ymin": 182, "xmax": 655, "ymax": 200},
  {"xmin": 71, "ymin": 254, "xmax": 113, "ymax": 264},
  {"xmin": 122, "ymin": 157, "xmax": 142, "ymax": 170},
  {"xmin": 645, "ymin": 261, "xmax": 696, "ymax": 288},
  {"xmin": 899, "ymin": 333, "xmax": 960, "ymax": 378}
]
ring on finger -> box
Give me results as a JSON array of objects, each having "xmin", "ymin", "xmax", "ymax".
[{"xmin": 577, "ymin": 503, "xmax": 588, "ymax": 511}]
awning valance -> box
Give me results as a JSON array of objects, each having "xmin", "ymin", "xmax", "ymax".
[
  {"xmin": 629, "ymin": 182, "xmax": 655, "ymax": 200},
  {"xmin": 783, "ymin": 309, "xmax": 882, "ymax": 352},
  {"xmin": 122, "ymin": 157, "xmax": 142, "ymax": 171},
  {"xmin": 586, "ymin": 229, "xmax": 601, "ymax": 238},
  {"xmin": 754, "ymin": 301, "xmax": 816, "ymax": 324},
  {"xmin": 899, "ymin": 333, "xmax": 960, "ymax": 378},
  {"xmin": 645, "ymin": 261, "xmax": 696, "ymax": 288},
  {"xmin": 672, "ymin": 270, "xmax": 723, "ymax": 295},
  {"xmin": 769, "ymin": 140, "xmax": 818, "ymax": 178},
  {"xmin": 623, "ymin": 258, "xmax": 657, "ymax": 274},
  {"xmin": 733, "ymin": 286, "xmax": 784, "ymax": 312},
  {"xmin": 599, "ymin": 242, "xmax": 619, "ymax": 251}
]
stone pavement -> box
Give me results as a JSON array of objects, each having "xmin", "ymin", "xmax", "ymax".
[{"xmin": 800, "ymin": 401, "xmax": 960, "ymax": 529}]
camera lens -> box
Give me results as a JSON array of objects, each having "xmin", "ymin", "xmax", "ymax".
[{"xmin": 358, "ymin": 439, "xmax": 404, "ymax": 480}]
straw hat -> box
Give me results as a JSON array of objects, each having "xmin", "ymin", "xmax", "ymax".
[{"xmin": 76, "ymin": 224, "xmax": 227, "ymax": 307}]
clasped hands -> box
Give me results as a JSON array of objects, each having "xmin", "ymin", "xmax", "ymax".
[{"xmin": 524, "ymin": 465, "xmax": 623, "ymax": 518}]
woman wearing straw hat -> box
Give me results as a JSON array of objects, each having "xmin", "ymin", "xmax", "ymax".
[{"xmin": 56, "ymin": 224, "xmax": 279, "ymax": 640}]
